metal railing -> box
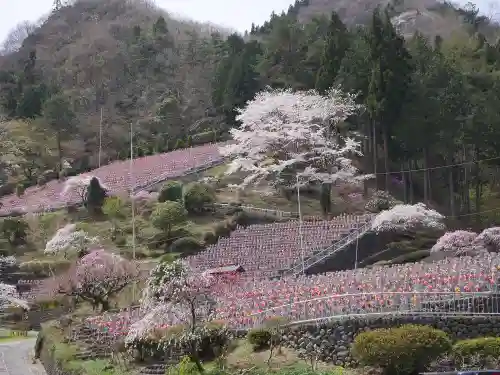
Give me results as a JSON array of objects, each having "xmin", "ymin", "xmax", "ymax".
[
  {"xmin": 237, "ymin": 290, "xmax": 500, "ymax": 328},
  {"xmin": 284, "ymin": 218, "xmax": 373, "ymax": 276},
  {"xmin": 214, "ymin": 203, "xmax": 298, "ymax": 218}
]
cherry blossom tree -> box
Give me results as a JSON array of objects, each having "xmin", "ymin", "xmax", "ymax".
[
  {"xmin": 61, "ymin": 175, "xmax": 108, "ymax": 205},
  {"xmin": 430, "ymin": 230, "xmax": 479, "ymax": 255},
  {"xmin": 50, "ymin": 249, "xmax": 139, "ymax": 312},
  {"xmin": 44, "ymin": 224, "xmax": 99, "ymax": 257},
  {"xmin": 219, "ymin": 87, "xmax": 373, "ymax": 189},
  {"xmin": 371, "ymin": 203, "xmax": 446, "ymax": 233},
  {"xmin": 128, "ymin": 260, "xmax": 225, "ymax": 371},
  {"xmin": 0, "ymin": 283, "xmax": 29, "ymax": 311}
]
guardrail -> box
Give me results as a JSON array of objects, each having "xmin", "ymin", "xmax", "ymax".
[
  {"xmin": 238, "ymin": 291, "xmax": 500, "ymax": 328},
  {"xmin": 213, "ymin": 202, "xmax": 298, "ymax": 218}
]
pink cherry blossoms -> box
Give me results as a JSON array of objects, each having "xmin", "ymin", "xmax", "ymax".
[
  {"xmin": 127, "ymin": 260, "xmax": 219, "ymax": 344},
  {"xmin": 431, "ymin": 227, "xmax": 500, "ymax": 255},
  {"xmin": 49, "ymin": 249, "xmax": 139, "ymax": 312},
  {"xmin": 220, "ymin": 87, "xmax": 373, "ymax": 188},
  {"xmin": 430, "ymin": 230, "xmax": 479, "ymax": 255},
  {"xmin": 371, "ymin": 203, "xmax": 446, "ymax": 232}
]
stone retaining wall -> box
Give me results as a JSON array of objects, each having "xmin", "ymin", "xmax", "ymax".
[{"xmin": 281, "ymin": 315, "xmax": 500, "ymax": 367}]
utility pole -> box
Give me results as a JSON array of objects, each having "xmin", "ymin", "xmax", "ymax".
[
  {"xmin": 98, "ymin": 107, "xmax": 103, "ymax": 168},
  {"xmin": 130, "ymin": 122, "xmax": 136, "ymax": 302}
]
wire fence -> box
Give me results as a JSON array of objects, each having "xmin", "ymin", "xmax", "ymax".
[{"xmin": 236, "ymin": 291, "xmax": 500, "ymax": 328}]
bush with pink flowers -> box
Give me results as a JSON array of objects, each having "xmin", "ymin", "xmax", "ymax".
[{"xmin": 430, "ymin": 230, "xmax": 479, "ymax": 255}]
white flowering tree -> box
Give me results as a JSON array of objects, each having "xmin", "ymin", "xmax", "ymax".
[
  {"xmin": 128, "ymin": 260, "xmax": 225, "ymax": 371},
  {"xmin": 371, "ymin": 203, "xmax": 446, "ymax": 233},
  {"xmin": 430, "ymin": 230, "xmax": 479, "ymax": 255},
  {"xmin": 44, "ymin": 224, "xmax": 99, "ymax": 258},
  {"xmin": 219, "ymin": 87, "xmax": 373, "ymax": 189},
  {"xmin": 48, "ymin": 249, "xmax": 139, "ymax": 312},
  {"xmin": 0, "ymin": 283, "xmax": 29, "ymax": 311},
  {"xmin": 61, "ymin": 175, "xmax": 108, "ymax": 204}
]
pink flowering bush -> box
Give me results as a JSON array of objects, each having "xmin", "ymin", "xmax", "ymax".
[
  {"xmin": 50, "ymin": 249, "xmax": 139, "ymax": 312},
  {"xmin": 430, "ymin": 231, "xmax": 479, "ymax": 256},
  {"xmin": 371, "ymin": 203, "xmax": 446, "ymax": 233},
  {"xmin": 472, "ymin": 227, "xmax": 500, "ymax": 253}
]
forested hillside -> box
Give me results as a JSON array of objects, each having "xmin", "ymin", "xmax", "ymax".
[{"xmin": 1, "ymin": 0, "xmax": 500, "ymax": 226}]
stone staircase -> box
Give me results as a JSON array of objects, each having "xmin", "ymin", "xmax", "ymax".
[
  {"xmin": 68, "ymin": 324, "xmax": 115, "ymax": 360},
  {"xmin": 282, "ymin": 218, "xmax": 373, "ymax": 277}
]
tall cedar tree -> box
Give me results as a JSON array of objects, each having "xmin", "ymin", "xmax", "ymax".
[
  {"xmin": 315, "ymin": 12, "xmax": 349, "ymax": 93},
  {"xmin": 366, "ymin": 7, "xmax": 412, "ymax": 190}
]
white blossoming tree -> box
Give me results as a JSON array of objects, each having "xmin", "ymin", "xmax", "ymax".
[
  {"xmin": 61, "ymin": 175, "xmax": 108, "ymax": 204},
  {"xmin": 430, "ymin": 230, "xmax": 479, "ymax": 255},
  {"xmin": 128, "ymin": 260, "xmax": 225, "ymax": 371},
  {"xmin": 0, "ymin": 282, "xmax": 29, "ymax": 311},
  {"xmin": 44, "ymin": 224, "xmax": 99, "ymax": 258},
  {"xmin": 219, "ymin": 87, "xmax": 373, "ymax": 189},
  {"xmin": 371, "ymin": 203, "xmax": 446, "ymax": 233}
]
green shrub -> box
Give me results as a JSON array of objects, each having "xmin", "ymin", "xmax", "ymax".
[
  {"xmin": 247, "ymin": 328, "xmax": 271, "ymax": 351},
  {"xmin": 352, "ymin": 324, "xmax": 451, "ymax": 375},
  {"xmin": 159, "ymin": 180, "xmax": 183, "ymax": 203},
  {"xmin": 183, "ymin": 182, "xmax": 215, "ymax": 213},
  {"xmin": 191, "ymin": 131, "xmax": 215, "ymax": 146},
  {"xmin": 389, "ymin": 249, "xmax": 431, "ymax": 264},
  {"xmin": 175, "ymin": 139, "xmax": 185, "ymax": 149},
  {"xmin": 15, "ymin": 184, "xmax": 25, "ymax": 197},
  {"xmin": 452, "ymin": 337, "xmax": 500, "ymax": 361},
  {"xmin": 225, "ymin": 219, "xmax": 237, "ymax": 231},
  {"xmin": 151, "ymin": 201, "xmax": 188, "ymax": 235},
  {"xmin": 213, "ymin": 223, "xmax": 231, "ymax": 238},
  {"xmin": 169, "ymin": 237, "xmax": 203, "ymax": 256},
  {"xmin": 160, "ymin": 253, "xmax": 179, "ymax": 263},
  {"xmin": 113, "ymin": 235, "xmax": 127, "ymax": 246},
  {"xmin": 0, "ymin": 217, "xmax": 29, "ymax": 246},
  {"xmin": 169, "ymin": 226, "xmax": 194, "ymax": 241},
  {"xmin": 202, "ymin": 231, "xmax": 217, "ymax": 245}
]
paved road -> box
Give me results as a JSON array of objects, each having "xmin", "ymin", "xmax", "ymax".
[{"xmin": 0, "ymin": 338, "xmax": 47, "ymax": 375}]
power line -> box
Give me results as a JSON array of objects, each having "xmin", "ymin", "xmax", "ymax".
[{"xmin": 370, "ymin": 155, "xmax": 500, "ymax": 176}]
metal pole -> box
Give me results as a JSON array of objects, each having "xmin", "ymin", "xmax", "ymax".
[
  {"xmin": 130, "ymin": 122, "xmax": 136, "ymax": 301},
  {"xmin": 296, "ymin": 174, "xmax": 305, "ymax": 275},
  {"xmin": 98, "ymin": 107, "xmax": 103, "ymax": 168},
  {"xmin": 355, "ymin": 224, "xmax": 359, "ymax": 269}
]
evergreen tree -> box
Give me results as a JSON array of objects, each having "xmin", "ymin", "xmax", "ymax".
[
  {"xmin": 366, "ymin": 7, "xmax": 412, "ymax": 190},
  {"xmin": 315, "ymin": 12, "xmax": 349, "ymax": 93}
]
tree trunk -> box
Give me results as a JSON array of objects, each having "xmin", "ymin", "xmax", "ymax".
[
  {"xmin": 56, "ymin": 131, "xmax": 62, "ymax": 177},
  {"xmin": 475, "ymin": 151, "xmax": 481, "ymax": 225},
  {"xmin": 100, "ymin": 299, "xmax": 110, "ymax": 312},
  {"xmin": 372, "ymin": 121, "xmax": 378, "ymax": 190},
  {"xmin": 408, "ymin": 160, "xmax": 414, "ymax": 204},
  {"xmin": 402, "ymin": 162, "xmax": 407, "ymax": 204},
  {"xmin": 423, "ymin": 148, "xmax": 429, "ymax": 204},
  {"xmin": 382, "ymin": 128, "xmax": 390, "ymax": 191},
  {"xmin": 448, "ymin": 166, "xmax": 455, "ymax": 219}
]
